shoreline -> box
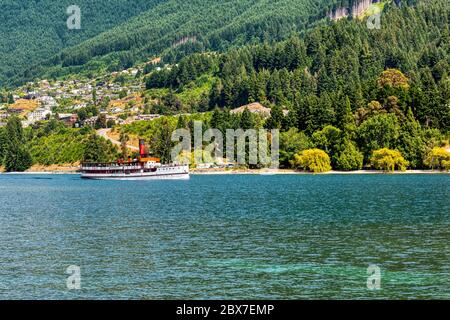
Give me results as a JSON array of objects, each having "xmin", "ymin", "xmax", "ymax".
[
  {"xmin": 2, "ymin": 168, "xmax": 448, "ymax": 175},
  {"xmin": 191, "ymin": 169, "xmax": 450, "ymax": 175}
]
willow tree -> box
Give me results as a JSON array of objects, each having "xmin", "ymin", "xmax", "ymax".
[
  {"xmin": 370, "ymin": 148, "xmax": 408, "ymax": 172},
  {"xmin": 291, "ymin": 148, "xmax": 331, "ymax": 173},
  {"xmin": 424, "ymin": 147, "xmax": 450, "ymax": 171}
]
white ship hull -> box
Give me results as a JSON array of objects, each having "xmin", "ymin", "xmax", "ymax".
[{"xmin": 81, "ymin": 164, "xmax": 189, "ymax": 180}]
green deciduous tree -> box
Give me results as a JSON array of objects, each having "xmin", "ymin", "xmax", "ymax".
[
  {"xmin": 83, "ymin": 134, "xmax": 118, "ymax": 163},
  {"xmin": 334, "ymin": 140, "xmax": 364, "ymax": 171},
  {"xmin": 357, "ymin": 114, "xmax": 401, "ymax": 160},
  {"xmin": 279, "ymin": 128, "xmax": 311, "ymax": 168}
]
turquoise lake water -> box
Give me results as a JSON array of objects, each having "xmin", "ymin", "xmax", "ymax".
[{"xmin": 0, "ymin": 174, "xmax": 448, "ymax": 299}]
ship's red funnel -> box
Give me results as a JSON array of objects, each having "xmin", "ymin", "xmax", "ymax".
[{"xmin": 139, "ymin": 139, "xmax": 146, "ymax": 157}]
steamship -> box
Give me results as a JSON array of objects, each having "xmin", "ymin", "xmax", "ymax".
[{"xmin": 80, "ymin": 140, "xmax": 189, "ymax": 180}]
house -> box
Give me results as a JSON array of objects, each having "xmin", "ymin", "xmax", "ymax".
[
  {"xmin": 28, "ymin": 108, "xmax": 52, "ymax": 122},
  {"xmin": 59, "ymin": 113, "xmax": 78, "ymax": 127},
  {"xmin": 24, "ymin": 92, "xmax": 40, "ymax": 100},
  {"xmin": 83, "ymin": 116, "xmax": 98, "ymax": 127},
  {"xmin": 7, "ymin": 107, "xmax": 25, "ymax": 115},
  {"xmin": 72, "ymin": 103, "xmax": 87, "ymax": 110},
  {"xmin": 0, "ymin": 111, "xmax": 9, "ymax": 120},
  {"xmin": 231, "ymin": 102, "xmax": 272, "ymax": 117},
  {"xmin": 21, "ymin": 120, "xmax": 31, "ymax": 128},
  {"xmin": 111, "ymin": 107, "xmax": 124, "ymax": 114},
  {"xmin": 129, "ymin": 68, "xmax": 139, "ymax": 76},
  {"xmin": 38, "ymin": 96, "xmax": 58, "ymax": 108},
  {"xmin": 135, "ymin": 114, "xmax": 160, "ymax": 121}
]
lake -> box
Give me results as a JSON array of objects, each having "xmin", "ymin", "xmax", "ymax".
[{"xmin": 0, "ymin": 174, "xmax": 448, "ymax": 299}]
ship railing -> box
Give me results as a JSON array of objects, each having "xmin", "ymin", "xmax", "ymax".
[
  {"xmin": 81, "ymin": 163, "xmax": 143, "ymax": 171},
  {"xmin": 81, "ymin": 163, "xmax": 188, "ymax": 171},
  {"xmin": 82, "ymin": 166, "xmax": 143, "ymax": 171}
]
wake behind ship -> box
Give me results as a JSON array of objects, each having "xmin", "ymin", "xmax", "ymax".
[{"xmin": 80, "ymin": 139, "xmax": 189, "ymax": 180}]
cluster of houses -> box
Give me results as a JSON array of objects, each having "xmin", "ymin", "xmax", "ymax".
[
  {"xmin": 0, "ymin": 66, "xmax": 151, "ymax": 128},
  {"xmin": 27, "ymin": 78, "xmax": 142, "ymax": 106}
]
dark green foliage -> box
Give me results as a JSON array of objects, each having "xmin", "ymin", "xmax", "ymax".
[
  {"xmin": 0, "ymin": 0, "xmax": 164, "ymax": 85},
  {"xmin": 334, "ymin": 140, "xmax": 364, "ymax": 171},
  {"xmin": 143, "ymin": 0, "xmax": 448, "ymax": 132},
  {"xmin": 83, "ymin": 134, "xmax": 118, "ymax": 163},
  {"xmin": 2, "ymin": 117, "xmax": 32, "ymax": 172},
  {"xmin": 239, "ymin": 108, "xmax": 256, "ymax": 130},
  {"xmin": 357, "ymin": 114, "xmax": 401, "ymax": 159},
  {"xmin": 150, "ymin": 118, "xmax": 175, "ymax": 163},
  {"xmin": 5, "ymin": 0, "xmax": 331, "ymax": 85},
  {"xmin": 279, "ymin": 128, "xmax": 312, "ymax": 168}
]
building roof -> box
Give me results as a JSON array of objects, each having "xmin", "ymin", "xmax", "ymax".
[{"xmin": 230, "ymin": 102, "xmax": 271, "ymax": 117}]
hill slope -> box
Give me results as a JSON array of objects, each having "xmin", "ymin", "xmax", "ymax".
[
  {"xmin": 5, "ymin": 0, "xmax": 336, "ymax": 86},
  {"xmin": 0, "ymin": 0, "xmax": 165, "ymax": 85}
]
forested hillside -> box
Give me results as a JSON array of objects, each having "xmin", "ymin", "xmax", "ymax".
[
  {"xmin": 0, "ymin": 0, "xmax": 448, "ymax": 172},
  {"xmin": 0, "ymin": 0, "xmax": 165, "ymax": 85},
  {"xmin": 5, "ymin": 0, "xmax": 335, "ymax": 86},
  {"xmin": 138, "ymin": 0, "xmax": 448, "ymax": 170},
  {"xmin": 146, "ymin": 0, "xmax": 449, "ymax": 130}
]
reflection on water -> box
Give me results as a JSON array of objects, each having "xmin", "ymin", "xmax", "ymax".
[{"xmin": 0, "ymin": 174, "xmax": 448, "ymax": 299}]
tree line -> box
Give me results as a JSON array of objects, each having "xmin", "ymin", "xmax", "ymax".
[{"xmin": 0, "ymin": 117, "xmax": 119, "ymax": 172}]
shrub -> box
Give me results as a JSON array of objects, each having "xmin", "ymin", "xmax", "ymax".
[
  {"xmin": 334, "ymin": 141, "xmax": 363, "ymax": 171},
  {"xmin": 424, "ymin": 147, "xmax": 450, "ymax": 170},
  {"xmin": 291, "ymin": 149, "xmax": 331, "ymax": 173},
  {"xmin": 370, "ymin": 148, "xmax": 409, "ymax": 172}
]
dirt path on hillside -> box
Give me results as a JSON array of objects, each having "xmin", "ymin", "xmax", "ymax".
[{"xmin": 97, "ymin": 129, "xmax": 139, "ymax": 151}]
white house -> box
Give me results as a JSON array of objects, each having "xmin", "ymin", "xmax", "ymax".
[
  {"xmin": 38, "ymin": 96, "xmax": 58, "ymax": 108},
  {"xmin": 28, "ymin": 108, "xmax": 52, "ymax": 122},
  {"xmin": 111, "ymin": 107, "xmax": 124, "ymax": 114}
]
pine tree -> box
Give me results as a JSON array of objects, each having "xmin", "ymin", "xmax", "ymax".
[
  {"xmin": 240, "ymin": 108, "xmax": 255, "ymax": 130},
  {"xmin": 176, "ymin": 115, "xmax": 187, "ymax": 129},
  {"xmin": 3, "ymin": 117, "xmax": 32, "ymax": 172}
]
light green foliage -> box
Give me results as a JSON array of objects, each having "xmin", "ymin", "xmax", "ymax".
[
  {"xmin": 312, "ymin": 125, "xmax": 342, "ymax": 159},
  {"xmin": 27, "ymin": 122, "xmax": 118, "ymax": 165},
  {"xmin": 28, "ymin": 129, "xmax": 87, "ymax": 165},
  {"xmin": 377, "ymin": 69, "xmax": 410, "ymax": 91}
]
